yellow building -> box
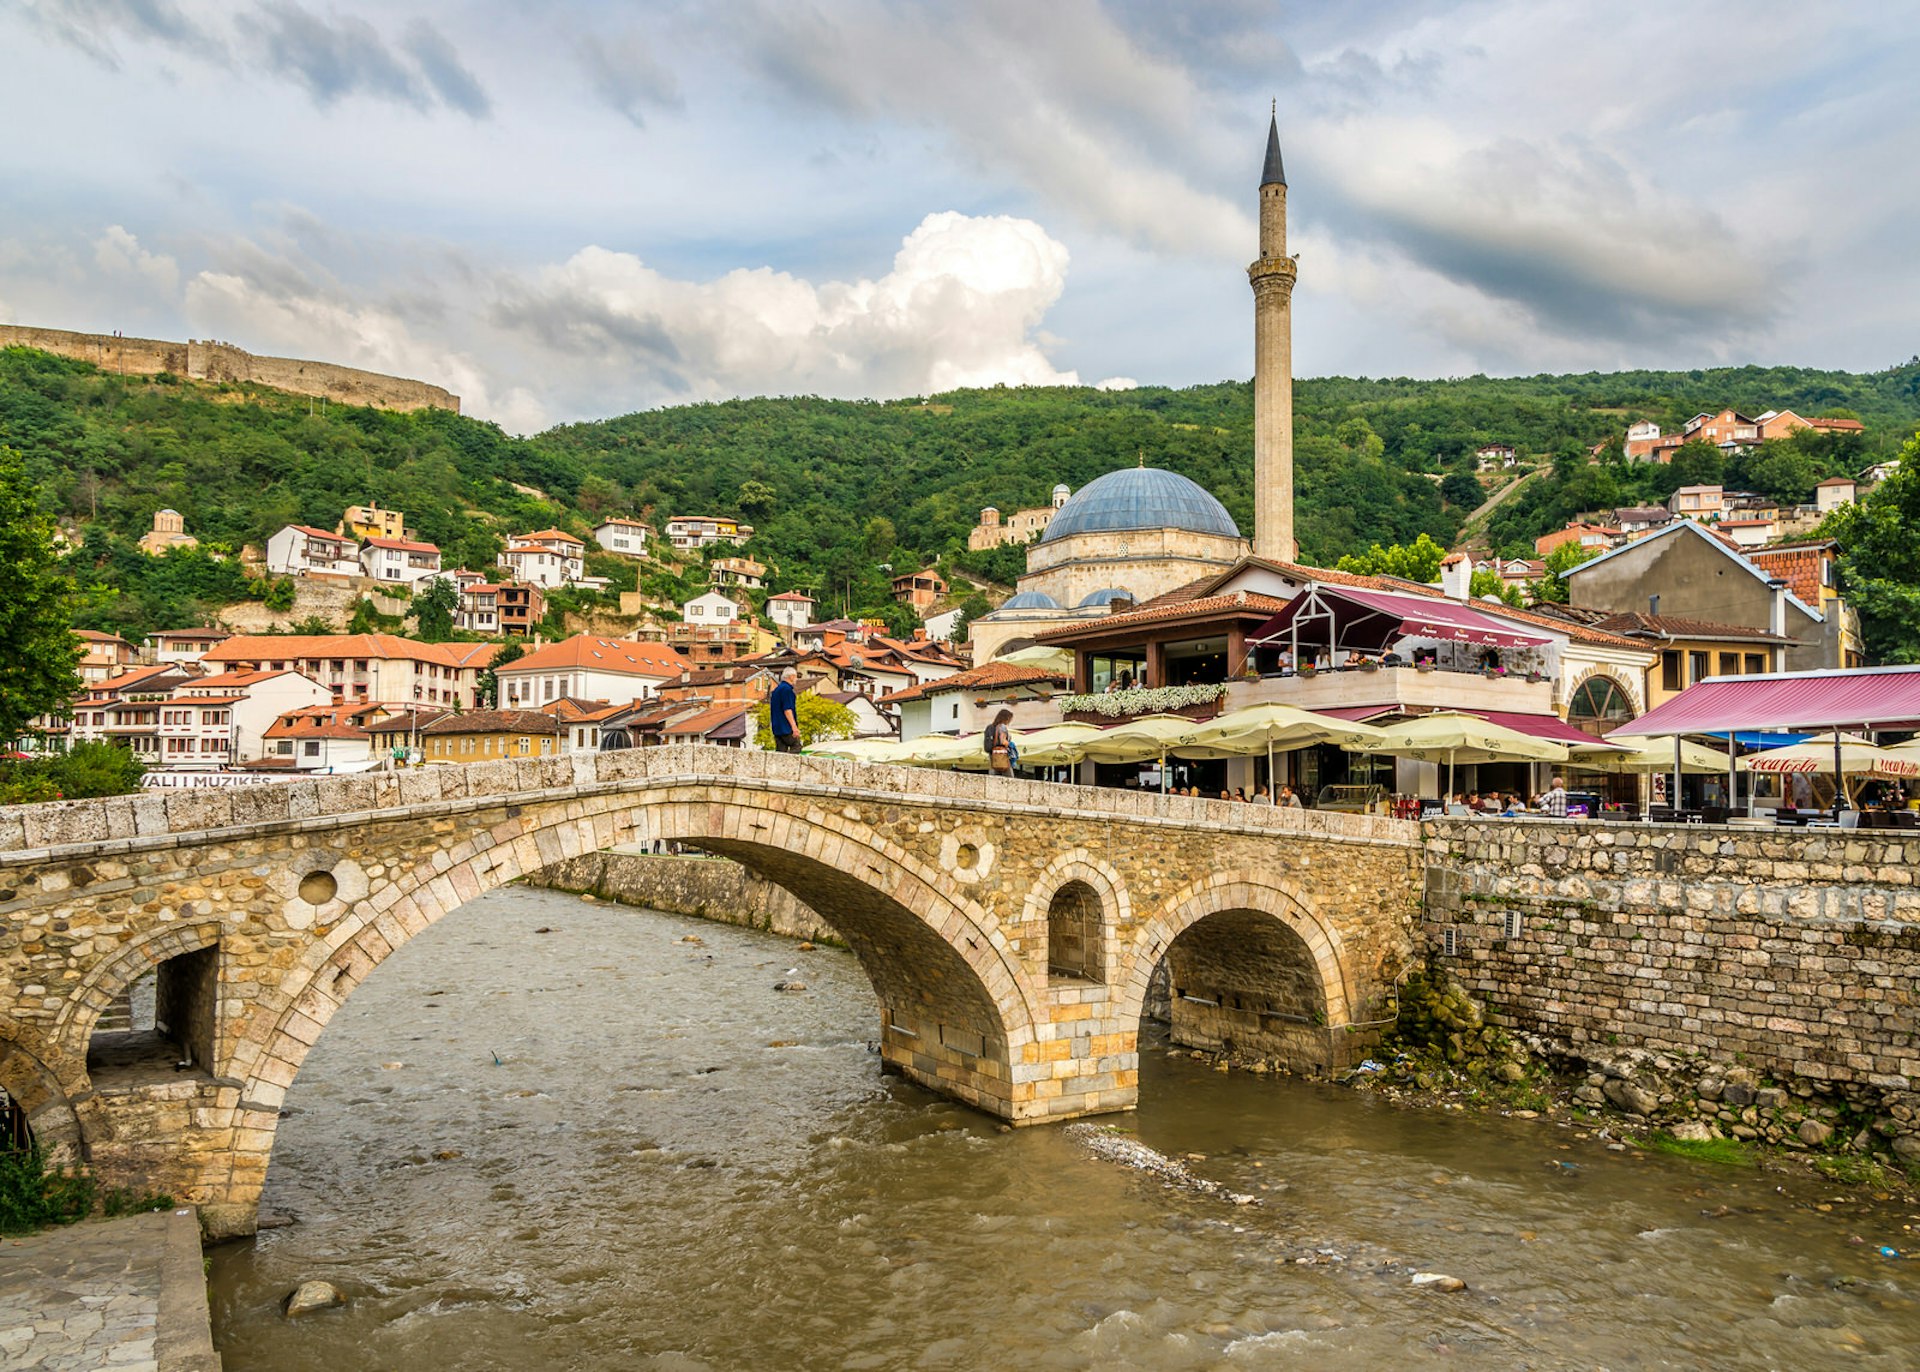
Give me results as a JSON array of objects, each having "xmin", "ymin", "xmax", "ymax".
[
  {"xmin": 339, "ymin": 503, "xmax": 408, "ymax": 541},
  {"xmin": 1588, "ymin": 612, "xmax": 1795, "ymax": 713},
  {"xmin": 420, "ymin": 709, "xmax": 563, "ymax": 762}
]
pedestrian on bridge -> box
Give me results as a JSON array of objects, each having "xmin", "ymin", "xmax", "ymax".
[
  {"xmin": 771, "ymin": 669, "xmax": 801, "ymax": 754},
  {"xmin": 984, "ymin": 708, "xmax": 1017, "ymax": 775}
]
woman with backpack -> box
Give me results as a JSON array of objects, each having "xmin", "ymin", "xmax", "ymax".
[{"xmin": 984, "ymin": 708, "xmax": 1018, "ymax": 776}]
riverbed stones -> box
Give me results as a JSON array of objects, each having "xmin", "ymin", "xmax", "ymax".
[
  {"xmin": 1603, "ymin": 1079, "xmax": 1660, "ymax": 1117},
  {"xmin": 1798, "ymin": 1119, "xmax": 1835, "ymax": 1147},
  {"xmin": 1410, "ymin": 1273, "xmax": 1467, "ymax": 1292},
  {"xmin": 1670, "ymin": 1119, "xmax": 1716, "ymax": 1142},
  {"xmin": 284, "ymin": 1281, "xmax": 345, "ymax": 1317}
]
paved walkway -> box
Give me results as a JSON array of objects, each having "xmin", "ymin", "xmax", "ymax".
[{"xmin": 0, "ymin": 1208, "xmax": 217, "ymax": 1372}]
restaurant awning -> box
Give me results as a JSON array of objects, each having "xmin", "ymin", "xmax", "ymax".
[
  {"xmin": 1466, "ymin": 710, "xmax": 1602, "ymax": 748},
  {"xmin": 1607, "ymin": 666, "xmax": 1920, "ymax": 739},
  {"xmin": 1249, "ymin": 585, "xmax": 1550, "ymax": 653}
]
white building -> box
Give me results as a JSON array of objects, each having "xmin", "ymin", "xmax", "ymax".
[
  {"xmin": 767, "ymin": 591, "xmax": 816, "ymax": 631},
  {"xmin": 359, "ymin": 537, "xmax": 443, "ymax": 586},
  {"xmin": 665, "ymin": 516, "xmax": 752, "ymax": 550},
  {"xmin": 1814, "ymin": 477, "xmax": 1857, "ymax": 514},
  {"xmin": 494, "ymin": 634, "xmax": 692, "ymax": 709},
  {"xmin": 265, "ymin": 525, "xmax": 360, "ymax": 578},
  {"xmin": 259, "ymin": 702, "xmax": 382, "ymax": 773},
  {"xmin": 682, "ymin": 591, "xmax": 742, "ymax": 627},
  {"xmin": 499, "ymin": 532, "xmax": 584, "ymax": 589},
  {"xmin": 161, "ymin": 669, "xmax": 333, "ymax": 768},
  {"xmin": 923, "ymin": 608, "xmax": 963, "ymax": 643},
  {"xmin": 200, "ymin": 634, "xmax": 497, "ymax": 709},
  {"xmin": 711, "ymin": 556, "xmax": 766, "ymax": 589},
  {"xmin": 593, "ymin": 518, "xmax": 652, "ymax": 558},
  {"xmin": 148, "ymin": 627, "xmax": 231, "ymax": 665}
]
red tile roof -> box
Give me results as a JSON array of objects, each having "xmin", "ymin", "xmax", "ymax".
[
  {"xmin": 421, "ymin": 709, "xmax": 562, "ymax": 736},
  {"xmin": 363, "ymin": 536, "xmax": 440, "ymax": 553},
  {"xmin": 1594, "ymin": 612, "xmax": 1795, "ymax": 645},
  {"xmin": 499, "ymin": 634, "xmax": 691, "ymax": 677},
  {"xmin": 881, "ymin": 661, "xmax": 1064, "ymax": 704},
  {"xmin": 1037, "ymin": 591, "xmax": 1293, "ymax": 643}
]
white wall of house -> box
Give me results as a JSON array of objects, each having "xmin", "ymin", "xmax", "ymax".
[
  {"xmin": 683, "ymin": 592, "xmax": 739, "ymax": 624},
  {"xmin": 497, "ymin": 667, "xmax": 675, "ymax": 708},
  {"xmin": 265, "ymin": 526, "xmax": 357, "ymax": 577},
  {"xmin": 594, "ymin": 522, "xmax": 650, "ymax": 557}
]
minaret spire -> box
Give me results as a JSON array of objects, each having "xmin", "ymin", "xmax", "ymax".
[
  {"xmin": 1261, "ymin": 107, "xmax": 1287, "ymax": 188},
  {"xmin": 1248, "ymin": 106, "xmax": 1298, "ymax": 561}
]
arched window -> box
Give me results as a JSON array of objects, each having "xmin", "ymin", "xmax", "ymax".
[
  {"xmin": 1567, "ymin": 675, "xmax": 1633, "ymax": 728},
  {"xmin": 1046, "ymin": 881, "xmax": 1103, "ymax": 983}
]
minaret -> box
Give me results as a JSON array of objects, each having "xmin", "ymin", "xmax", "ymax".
[{"xmin": 1248, "ymin": 107, "xmax": 1297, "ymax": 561}]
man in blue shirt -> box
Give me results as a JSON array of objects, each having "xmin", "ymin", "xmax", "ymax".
[{"xmin": 770, "ymin": 668, "xmax": 801, "ymax": 753}]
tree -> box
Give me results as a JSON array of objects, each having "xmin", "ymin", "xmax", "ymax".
[
  {"xmin": 411, "ymin": 576, "xmax": 459, "ymax": 642},
  {"xmin": 1823, "ymin": 428, "xmax": 1920, "ymax": 661},
  {"xmin": 476, "ymin": 637, "xmax": 525, "ymax": 707},
  {"xmin": 0, "ymin": 449, "xmax": 83, "ymax": 743},
  {"xmin": 953, "ymin": 591, "xmax": 993, "ymax": 641},
  {"xmin": 752, "ymin": 692, "xmax": 857, "ymax": 749},
  {"xmin": 738, "ymin": 479, "xmax": 776, "ymax": 519},
  {"xmin": 1441, "ymin": 470, "xmax": 1482, "ymax": 508},
  {"xmin": 1469, "ymin": 568, "xmax": 1523, "ymax": 606},
  {"xmin": 1531, "ymin": 540, "xmax": 1602, "ymax": 604},
  {"xmin": 1334, "ymin": 532, "xmax": 1448, "ymax": 584},
  {"xmin": 1335, "ymin": 417, "xmax": 1385, "ymax": 461}
]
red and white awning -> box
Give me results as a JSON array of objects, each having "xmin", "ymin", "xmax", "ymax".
[
  {"xmin": 1609, "ymin": 667, "xmax": 1920, "ymax": 738},
  {"xmin": 1250, "ymin": 585, "xmax": 1550, "ymax": 653}
]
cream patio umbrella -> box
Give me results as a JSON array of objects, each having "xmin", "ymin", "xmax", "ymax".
[
  {"xmin": 1573, "ymin": 738, "xmax": 1729, "ymax": 774},
  {"xmin": 807, "ymin": 736, "xmax": 911, "ymax": 762},
  {"xmin": 1078, "ymin": 714, "xmax": 1203, "ymax": 792},
  {"xmin": 996, "ymin": 645, "xmax": 1076, "ymax": 675},
  {"xmin": 1011, "ymin": 721, "xmax": 1106, "ymax": 769},
  {"xmin": 1739, "ymin": 732, "xmax": 1920, "ymax": 807},
  {"xmin": 1172, "ymin": 702, "xmax": 1387, "ymax": 793},
  {"xmin": 890, "ymin": 733, "xmax": 989, "ymax": 769},
  {"xmin": 1345, "ymin": 711, "xmax": 1570, "ymax": 806}
]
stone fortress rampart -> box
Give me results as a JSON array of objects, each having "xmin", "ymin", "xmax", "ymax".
[{"xmin": 0, "ymin": 323, "xmax": 459, "ymax": 414}]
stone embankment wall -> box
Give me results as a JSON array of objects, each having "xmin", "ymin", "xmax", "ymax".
[
  {"xmin": 528, "ymin": 850, "xmax": 837, "ymax": 944},
  {"xmin": 0, "ymin": 323, "xmax": 459, "ymax": 413},
  {"xmin": 1423, "ymin": 819, "xmax": 1920, "ymax": 1149}
]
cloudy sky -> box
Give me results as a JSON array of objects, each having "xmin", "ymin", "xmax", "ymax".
[{"xmin": 2, "ymin": 1, "xmax": 1915, "ymax": 432}]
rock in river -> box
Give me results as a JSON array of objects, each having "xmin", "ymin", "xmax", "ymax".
[{"xmin": 284, "ymin": 1281, "xmax": 346, "ymax": 1317}]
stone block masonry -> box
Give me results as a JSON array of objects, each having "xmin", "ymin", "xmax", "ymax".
[
  {"xmin": 0, "ymin": 323, "xmax": 459, "ymax": 412},
  {"xmin": 1422, "ymin": 819, "xmax": 1920, "ymax": 1111},
  {"xmin": 0, "ymin": 745, "xmax": 1418, "ymax": 1236},
  {"xmin": 528, "ymin": 848, "xmax": 837, "ymax": 943}
]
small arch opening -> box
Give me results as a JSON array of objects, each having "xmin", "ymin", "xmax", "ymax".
[
  {"xmin": 2, "ymin": 1085, "xmax": 31, "ymax": 1153},
  {"xmin": 1160, "ymin": 909, "xmax": 1330, "ymax": 1074},
  {"xmin": 1046, "ymin": 880, "xmax": 1104, "ymax": 983},
  {"xmin": 86, "ymin": 944, "xmax": 220, "ymax": 1088}
]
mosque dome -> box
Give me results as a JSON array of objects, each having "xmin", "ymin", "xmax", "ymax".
[
  {"xmin": 999, "ymin": 590, "xmax": 1061, "ymax": 610},
  {"xmin": 1078, "ymin": 587, "xmax": 1136, "ymax": 608},
  {"xmin": 1038, "ymin": 467, "xmax": 1240, "ymax": 545}
]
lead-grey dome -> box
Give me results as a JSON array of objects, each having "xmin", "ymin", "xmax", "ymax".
[
  {"xmin": 1078, "ymin": 587, "xmax": 1135, "ymax": 607},
  {"xmin": 999, "ymin": 590, "xmax": 1061, "ymax": 610},
  {"xmin": 1039, "ymin": 467, "xmax": 1241, "ymax": 545}
]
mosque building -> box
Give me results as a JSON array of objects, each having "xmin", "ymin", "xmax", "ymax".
[{"xmin": 968, "ymin": 112, "xmax": 1296, "ymax": 664}]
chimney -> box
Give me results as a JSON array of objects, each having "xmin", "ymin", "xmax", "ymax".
[
  {"xmin": 1440, "ymin": 553, "xmax": 1472, "ymax": 602},
  {"xmin": 1766, "ymin": 578, "xmax": 1788, "ymax": 638},
  {"xmin": 1648, "ymin": 593, "xmax": 1660, "ymax": 618}
]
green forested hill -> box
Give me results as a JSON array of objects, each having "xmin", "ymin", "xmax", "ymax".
[{"xmin": 4, "ymin": 341, "xmax": 1917, "ymax": 636}]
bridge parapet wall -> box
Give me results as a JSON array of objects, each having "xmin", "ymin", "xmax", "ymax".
[
  {"xmin": 0, "ymin": 744, "xmax": 1416, "ymax": 858},
  {"xmin": 1422, "ymin": 819, "xmax": 1920, "ymax": 1094}
]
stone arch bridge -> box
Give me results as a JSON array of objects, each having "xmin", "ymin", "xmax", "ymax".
[{"xmin": 0, "ymin": 745, "xmax": 1422, "ymax": 1237}]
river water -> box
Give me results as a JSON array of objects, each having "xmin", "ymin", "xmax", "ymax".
[{"xmin": 208, "ymin": 887, "xmax": 1920, "ymax": 1370}]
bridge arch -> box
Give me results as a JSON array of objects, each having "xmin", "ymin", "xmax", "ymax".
[
  {"xmin": 51, "ymin": 921, "xmax": 226, "ymax": 1091},
  {"xmin": 197, "ymin": 784, "xmax": 1047, "ymax": 1236},
  {"xmin": 0, "ymin": 1028, "xmax": 84, "ymax": 1161},
  {"xmin": 1021, "ymin": 851, "xmax": 1131, "ymax": 984},
  {"xmin": 1120, "ymin": 873, "xmax": 1356, "ymax": 1076}
]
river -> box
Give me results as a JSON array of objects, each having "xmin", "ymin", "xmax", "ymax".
[{"xmin": 208, "ymin": 887, "xmax": 1920, "ymax": 1369}]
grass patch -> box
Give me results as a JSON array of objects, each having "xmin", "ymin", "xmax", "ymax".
[
  {"xmin": 0, "ymin": 1146, "xmax": 96, "ymax": 1235},
  {"xmin": 100, "ymin": 1186, "xmax": 175, "ymax": 1218},
  {"xmin": 1812, "ymin": 1154, "xmax": 1911, "ymax": 1189},
  {"xmin": 1644, "ymin": 1132, "xmax": 1756, "ymax": 1167}
]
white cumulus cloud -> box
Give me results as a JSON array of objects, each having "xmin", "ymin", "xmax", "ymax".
[
  {"xmin": 93, "ymin": 225, "xmax": 179, "ymax": 298},
  {"xmin": 492, "ymin": 210, "xmax": 1081, "ymax": 405}
]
